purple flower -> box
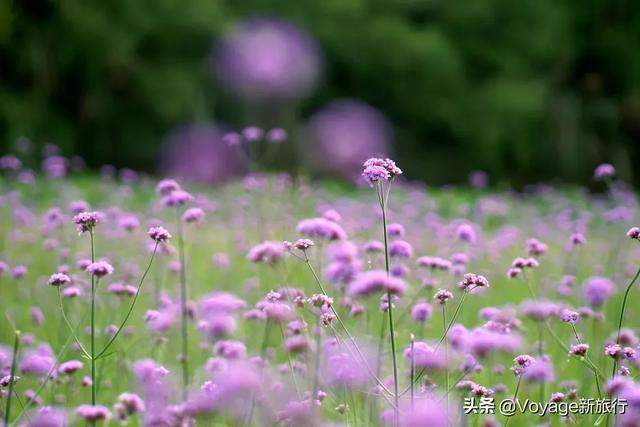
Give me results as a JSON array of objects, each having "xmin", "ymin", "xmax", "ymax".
[
  {"xmin": 148, "ymin": 226, "xmax": 172, "ymax": 242},
  {"xmin": 117, "ymin": 392, "xmax": 145, "ymax": 414},
  {"xmin": 182, "ymin": 207, "xmax": 205, "ymax": 223},
  {"xmin": 348, "ymin": 270, "xmax": 407, "ymax": 296},
  {"xmin": 162, "ymin": 189, "xmax": 194, "ymax": 207},
  {"xmin": 388, "ymin": 240, "xmax": 413, "ymax": 258},
  {"xmin": 410, "ymin": 301, "xmax": 433, "ymax": 322},
  {"xmin": 627, "ymin": 226, "xmax": 640, "ymax": 240},
  {"xmin": 569, "ymin": 343, "xmax": 589, "ymax": 356},
  {"xmin": 387, "ymin": 223, "xmax": 405, "ymax": 237},
  {"xmin": 434, "ymin": 289, "xmax": 453, "ymax": 305},
  {"xmin": 296, "ymin": 217, "xmax": 347, "ymax": 240},
  {"xmin": 456, "ymin": 224, "xmax": 477, "ymax": 244},
  {"xmin": 582, "ymin": 276, "xmax": 614, "ymax": 307},
  {"xmin": 72, "ymin": 211, "xmax": 101, "ymax": 234},
  {"xmin": 215, "ymin": 19, "xmax": 321, "ymax": 100},
  {"xmin": 266, "ymin": 128, "xmax": 288, "ymax": 143},
  {"xmin": 594, "ymin": 163, "xmax": 615, "ymax": 180},
  {"xmin": 559, "ymin": 309, "xmax": 580, "ymax": 324},
  {"xmin": 247, "ymin": 241, "xmax": 287, "ymax": 264},
  {"xmin": 309, "ymin": 100, "xmax": 392, "ymax": 180},
  {"xmin": 458, "ymin": 273, "xmax": 490, "ymax": 290},
  {"xmin": 59, "ymin": 360, "xmax": 83, "ymax": 374},
  {"xmin": 294, "ymin": 238, "xmax": 314, "ymax": 250},
  {"xmin": 403, "ymin": 341, "xmax": 446, "ymax": 370},
  {"xmin": 86, "ymin": 261, "xmax": 114, "ymax": 278},
  {"xmin": 75, "ymin": 404, "xmax": 111, "ymax": 422},
  {"xmin": 48, "ymin": 273, "xmax": 71, "ymax": 286},
  {"xmin": 26, "ymin": 406, "xmax": 67, "ymax": 427},
  {"xmin": 522, "ymin": 359, "xmax": 555, "ymax": 383}
]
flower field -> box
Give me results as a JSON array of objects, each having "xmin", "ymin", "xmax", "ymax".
[{"xmin": 0, "ymin": 158, "xmax": 639, "ymax": 426}]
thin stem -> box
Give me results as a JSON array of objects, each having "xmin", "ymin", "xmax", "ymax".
[
  {"xmin": 303, "ymin": 255, "xmax": 394, "ymax": 397},
  {"xmin": 89, "ymin": 230, "xmax": 96, "ymax": 406},
  {"xmin": 442, "ymin": 304, "xmax": 449, "ymax": 418},
  {"xmin": 4, "ymin": 330, "xmax": 20, "ymax": 426},
  {"xmin": 176, "ymin": 210, "xmax": 189, "ymax": 398},
  {"xmin": 612, "ymin": 267, "xmax": 640, "ymax": 378},
  {"xmin": 57, "ymin": 287, "xmax": 90, "ymax": 359},
  {"xmin": 410, "ymin": 336, "xmax": 415, "ymax": 409},
  {"xmin": 96, "ymin": 243, "xmax": 158, "ymax": 359},
  {"xmin": 504, "ymin": 376, "xmax": 522, "ymax": 426},
  {"xmin": 379, "ymin": 182, "xmax": 399, "ymax": 423}
]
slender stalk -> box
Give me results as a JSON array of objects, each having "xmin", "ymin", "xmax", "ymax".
[
  {"xmin": 57, "ymin": 287, "xmax": 90, "ymax": 359},
  {"xmin": 379, "ymin": 182, "xmax": 399, "ymax": 423},
  {"xmin": 176, "ymin": 210, "xmax": 189, "ymax": 398},
  {"xmin": 504, "ymin": 376, "xmax": 522, "ymax": 426},
  {"xmin": 89, "ymin": 230, "xmax": 96, "ymax": 406},
  {"xmin": 4, "ymin": 330, "xmax": 20, "ymax": 426},
  {"xmin": 612, "ymin": 267, "xmax": 640, "ymax": 377},
  {"xmin": 96, "ymin": 243, "xmax": 158, "ymax": 359},
  {"xmin": 442, "ymin": 304, "xmax": 449, "ymax": 418},
  {"xmin": 303, "ymin": 255, "xmax": 394, "ymax": 397},
  {"xmin": 410, "ymin": 334, "xmax": 415, "ymax": 409}
]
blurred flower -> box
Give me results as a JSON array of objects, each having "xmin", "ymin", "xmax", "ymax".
[
  {"xmin": 308, "ymin": 100, "xmax": 392, "ymax": 180},
  {"xmin": 215, "ymin": 19, "xmax": 322, "ymax": 100},
  {"xmin": 161, "ymin": 124, "xmax": 241, "ymax": 184}
]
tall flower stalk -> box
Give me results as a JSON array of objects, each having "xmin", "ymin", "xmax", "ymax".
[
  {"xmin": 363, "ymin": 157, "xmax": 403, "ymax": 423},
  {"xmin": 157, "ymin": 180, "xmax": 194, "ymax": 398},
  {"xmin": 3, "ymin": 328, "xmax": 20, "ymax": 426},
  {"xmin": 52, "ymin": 212, "xmax": 166, "ymax": 412}
]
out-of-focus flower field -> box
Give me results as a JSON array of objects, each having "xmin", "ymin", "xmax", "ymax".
[{"xmin": 0, "ymin": 157, "xmax": 640, "ymax": 426}]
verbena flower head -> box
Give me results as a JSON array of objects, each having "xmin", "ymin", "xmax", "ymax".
[
  {"xmin": 403, "ymin": 341, "xmax": 446, "ymax": 370},
  {"xmin": 361, "ymin": 157, "xmax": 402, "ymax": 186},
  {"xmin": 434, "ymin": 289, "xmax": 453, "ymax": 305},
  {"xmin": 148, "ymin": 226, "xmax": 172, "ymax": 243},
  {"xmin": 59, "ymin": 360, "xmax": 83, "ymax": 374},
  {"xmin": 569, "ymin": 343, "xmax": 589, "ymax": 356},
  {"xmin": 75, "ymin": 404, "xmax": 112, "ymax": 422},
  {"xmin": 117, "ymin": 392, "xmax": 146, "ymax": 415},
  {"xmin": 294, "ymin": 238, "xmax": 314, "ymax": 250},
  {"xmin": 627, "ymin": 226, "xmax": 640, "ymax": 240},
  {"xmin": 72, "ymin": 211, "xmax": 101, "ymax": 234},
  {"xmin": 162, "ymin": 189, "xmax": 194, "ymax": 207},
  {"xmin": 559, "ymin": 309, "xmax": 580, "ymax": 324},
  {"xmin": 522, "ymin": 358, "xmax": 555, "ymax": 383},
  {"xmin": 182, "ymin": 207, "xmax": 205, "ymax": 223},
  {"xmin": 526, "ymin": 238, "xmax": 548, "ymax": 256},
  {"xmin": 417, "ymin": 256, "xmax": 451, "ymax": 271},
  {"xmin": 86, "ymin": 261, "xmax": 114, "ymax": 278},
  {"xmin": 247, "ymin": 241, "xmax": 287, "ymax": 264},
  {"xmin": 411, "ymin": 301, "xmax": 433, "ymax": 322},
  {"xmin": 156, "ymin": 178, "xmax": 181, "ymax": 195},
  {"xmin": 27, "ymin": 406, "xmax": 68, "ymax": 427},
  {"xmin": 388, "ymin": 240, "xmax": 413, "ymax": 258},
  {"xmin": 48, "ymin": 272, "xmax": 71, "ymax": 286},
  {"xmin": 348, "ymin": 270, "xmax": 407, "ymax": 296},
  {"xmin": 582, "ymin": 276, "xmax": 614, "ymax": 308},
  {"xmin": 296, "ymin": 217, "xmax": 347, "ymax": 240},
  {"xmin": 594, "ymin": 163, "xmax": 615, "ymax": 180},
  {"xmin": 458, "ymin": 273, "xmax": 490, "ymax": 291}
]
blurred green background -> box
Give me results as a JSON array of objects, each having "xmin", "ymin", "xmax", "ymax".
[{"xmin": 1, "ymin": 0, "xmax": 639, "ymax": 186}]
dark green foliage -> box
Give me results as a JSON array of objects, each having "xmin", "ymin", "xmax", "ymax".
[{"xmin": 1, "ymin": 0, "xmax": 639, "ymax": 185}]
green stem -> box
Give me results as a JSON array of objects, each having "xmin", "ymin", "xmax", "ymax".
[
  {"xmin": 4, "ymin": 330, "xmax": 20, "ymax": 426},
  {"xmin": 442, "ymin": 304, "xmax": 449, "ymax": 418},
  {"xmin": 504, "ymin": 376, "xmax": 522, "ymax": 426},
  {"xmin": 176, "ymin": 209, "xmax": 189, "ymax": 398},
  {"xmin": 96, "ymin": 243, "xmax": 158, "ymax": 359},
  {"xmin": 89, "ymin": 230, "xmax": 96, "ymax": 406},
  {"xmin": 379, "ymin": 182, "xmax": 399, "ymax": 422},
  {"xmin": 612, "ymin": 267, "xmax": 640, "ymax": 377}
]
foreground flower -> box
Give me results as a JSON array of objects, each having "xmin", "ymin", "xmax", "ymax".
[
  {"xmin": 72, "ymin": 211, "xmax": 101, "ymax": 234},
  {"xmin": 48, "ymin": 273, "xmax": 71, "ymax": 286},
  {"xmin": 148, "ymin": 226, "xmax": 172, "ymax": 242}
]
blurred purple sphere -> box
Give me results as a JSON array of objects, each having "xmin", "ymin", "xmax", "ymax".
[
  {"xmin": 308, "ymin": 99, "xmax": 393, "ymax": 181},
  {"xmin": 161, "ymin": 124, "xmax": 242, "ymax": 184},
  {"xmin": 215, "ymin": 19, "xmax": 322, "ymax": 101}
]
